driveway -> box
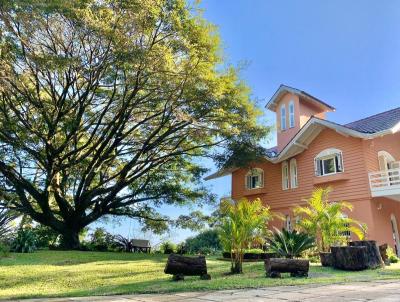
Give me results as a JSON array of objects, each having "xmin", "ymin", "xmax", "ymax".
[{"xmin": 9, "ymin": 280, "xmax": 400, "ymax": 302}]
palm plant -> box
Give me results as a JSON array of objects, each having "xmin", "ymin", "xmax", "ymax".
[
  {"xmin": 294, "ymin": 187, "xmax": 366, "ymax": 252},
  {"xmin": 268, "ymin": 228, "xmax": 315, "ymax": 259},
  {"xmin": 112, "ymin": 235, "xmax": 133, "ymax": 252},
  {"xmin": 0, "ymin": 207, "xmax": 17, "ymax": 238},
  {"xmin": 219, "ymin": 197, "xmax": 273, "ymax": 274}
]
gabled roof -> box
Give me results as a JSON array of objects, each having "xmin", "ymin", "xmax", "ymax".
[
  {"xmin": 345, "ymin": 107, "xmax": 400, "ymax": 134},
  {"xmin": 265, "ymin": 84, "xmax": 336, "ymax": 112},
  {"xmin": 205, "ymin": 107, "xmax": 400, "ymax": 180}
]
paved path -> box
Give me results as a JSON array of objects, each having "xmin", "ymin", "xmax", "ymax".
[{"xmin": 10, "ymin": 280, "xmax": 400, "ymax": 302}]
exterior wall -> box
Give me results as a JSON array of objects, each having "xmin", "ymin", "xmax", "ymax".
[
  {"xmin": 276, "ymin": 93, "xmax": 327, "ymax": 152},
  {"xmin": 276, "ymin": 93, "xmax": 301, "ymax": 152},
  {"xmin": 231, "ymin": 129, "xmax": 400, "ymax": 249}
]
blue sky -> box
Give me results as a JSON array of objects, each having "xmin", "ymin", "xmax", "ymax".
[{"xmin": 98, "ymin": 0, "xmax": 400, "ymax": 245}]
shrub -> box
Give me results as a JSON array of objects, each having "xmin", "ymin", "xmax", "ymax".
[
  {"xmin": 87, "ymin": 228, "xmax": 114, "ymax": 251},
  {"xmin": 31, "ymin": 224, "xmax": 59, "ymax": 249},
  {"xmin": 267, "ymin": 228, "xmax": 315, "ymax": 259},
  {"xmin": 160, "ymin": 241, "xmax": 176, "ymax": 254},
  {"xmin": 0, "ymin": 241, "xmax": 10, "ymax": 258},
  {"xmin": 185, "ymin": 229, "xmax": 222, "ymax": 254},
  {"xmin": 387, "ymin": 247, "xmax": 399, "ymax": 263},
  {"xmin": 11, "ymin": 228, "xmax": 37, "ymax": 253}
]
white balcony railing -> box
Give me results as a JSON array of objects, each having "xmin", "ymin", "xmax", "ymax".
[{"xmin": 369, "ymin": 168, "xmax": 400, "ymax": 195}]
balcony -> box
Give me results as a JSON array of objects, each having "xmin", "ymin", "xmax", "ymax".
[{"xmin": 369, "ymin": 168, "xmax": 400, "ymax": 201}]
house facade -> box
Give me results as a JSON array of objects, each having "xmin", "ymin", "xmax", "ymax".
[{"xmin": 206, "ymin": 85, "xmax": 400, "ymax": 254}]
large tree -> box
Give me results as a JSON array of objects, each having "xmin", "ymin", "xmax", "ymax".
[{"xmin": 0, "ymin": 0, "xmax": 267, "ymax": 249}]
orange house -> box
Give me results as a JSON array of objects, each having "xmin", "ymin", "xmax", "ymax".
[{"xmin": 206, "ymin": 85, "xmax": 400, "ymax": 254}]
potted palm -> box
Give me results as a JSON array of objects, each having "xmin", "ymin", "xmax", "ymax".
[{"xmin": 294, "ymin": 187, "xmax": 366, "ymax": 267}]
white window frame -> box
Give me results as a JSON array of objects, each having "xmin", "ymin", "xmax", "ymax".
[
  {"xmin": 314, "ymin": 148, "xmax": 344, "ymax": 177},
  {"xmin": 245, "ymin": 168, "xmax": 264, "ymax": 190},
  {"xmin": 282, "ymin": 161, "xmax": 289, "ymax": 190},
  {"xmin": 280, "ymin": 104, "xmax": 287, "ymax": 131},
  {"xmin": 290, "ymin": 158, "xmax": 298, "ymax": 188},
  {"xmin": 289, "ymin": 100, "xmax": 295, "ymax": 128}
]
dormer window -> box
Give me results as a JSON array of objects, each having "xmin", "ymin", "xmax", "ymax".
[
  {"xmin": 289, "ymin": 101, "xmax": 295, "ymax": 128},
  {"xmin": 315, "ymin": 148, "xmax": 344, "ymax": 176},
  {"xmin": 280, "ymin": 104, "xmax": 287, "ymax": 131},
  {"xmin": 245, "ymin": 168, "xmax": 264, "ymax": 190}
]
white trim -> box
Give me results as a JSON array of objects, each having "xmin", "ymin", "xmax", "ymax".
[
  {"xmin": 280, "ymin": 104, "xmax": 287, "ymax": 131},
  {"xmin": 282, "ymin": 161, "xmax": 289, "ymax": 190},
  {"xmin": 290, "ymin": 158, "xmax": 298, "ymax": 188},
  {"xmin": 314, "ymin": 149, "xmax": 344, "ymax": 177},
  {"xmin": 391, "ymin": 214, "xmax": 400, "ymax": 257},
  {"xmin": 245, "ymin": 168, "xmax": 264, "ymax": 190},
  {"xmin": 289, "ymin": 100, "xmax": 295, "ymax": 128}
]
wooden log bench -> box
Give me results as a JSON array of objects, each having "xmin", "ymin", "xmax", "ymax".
[
  {"xmin": 164, "ymin": 254, "xmax": 211, "ymax": 281},
  {"xmin": 264, "ymin": 258, "xmax": 309, "ymax": 278}
]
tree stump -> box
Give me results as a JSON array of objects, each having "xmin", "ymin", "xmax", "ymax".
[
  {"xmin": 164, "ymin": 254, "xmax": 210, "ymax": 280},
  {"xmin": 379, "ymin": 244, "xmax": 389, "ymax": 265},
  {"xmin": 349, "ymin": 240, "xmax": 384, "ymax": 269},
  {"xmin": 331, "ymin": 246, "xmax": 368, "ymax": 271},
  {"xmin": 319, "ymin": 252, "xmax": 333, "ymax": 267},
  {"xmin": 264, "ymin": 258, "xmax": 309, "ymax": 278}
]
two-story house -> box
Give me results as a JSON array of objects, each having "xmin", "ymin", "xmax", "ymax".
[{"xmin": 206, "ymin": 85, "xmax": 400, "ymax": 254}]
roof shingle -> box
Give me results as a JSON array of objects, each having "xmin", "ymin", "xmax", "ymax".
[{"xmin": 344, "ymin": 107, "xmax": 400, "ymax": 134}]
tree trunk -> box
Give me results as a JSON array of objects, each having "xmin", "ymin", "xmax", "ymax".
[
  {"xmin": 60, "ymin": 230, "xmax": 81, "ymax": 250},
  {"xmin": 349, "ymin": 240, "xmax": 384, "ymax": 269},
  {"xmin": 264, "ymin": 258, "xmax": 309, "ymax": 278},
  {"xmin": 164, "ymin": 254, "xmax": 209, "ymax": 278},
  {"xmin": 331, "ymin": 246, "xmax": 368, "ymax": 271}
]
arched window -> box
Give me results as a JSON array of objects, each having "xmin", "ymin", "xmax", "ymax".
[
  {"xmin": 378, "ymin": 151, "xmax": 397, "ymax": 171},
  {"xmin": 245, "ymin": 168, "xmax": 264, "ymax": 190},
  {"xmin": 314, "ymin": 148, "xmax": 343, "ymax": 176},
  {"xmin": 280, "ymin": 104, "xmax": 287, "ymax": 131},
  {"xmin": 290, "ymin": 158, "xmax": 298, "ymax": 188},
  {"xmin": 289, "ymin": 100, "xmax": 295, "ymax": 128},
  {"xmin": 282, "ymin": 161, "xmax": 289, "ymax": 190}
]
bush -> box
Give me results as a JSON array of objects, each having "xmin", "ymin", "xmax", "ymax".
[
  {"xmin": 160, "ymin": 241, "xmax": 176, "ymax": 254},
  {"xmin": 11, "ymin": 228, "xmax": 37, "ymax": 253},
  {"xmin": 30, "ymin": 224, "xmax": 59, "ymax": 249},
  {"xmin": 268, "ymin": 228, "xmax": 315, "ymax": 259},
  {"xmin": 185, "ymin": 229, "xmax": 222, "ymax": 254},
  {"xmin": 387, "ymin": 247, "xmax": 399, "ymax": 263},
  {"xmin": 87, "ymin": 228, "xmax": 114, "ymax": 251},
  {"xmin": 0, "ymin": 241, "xmax": 10, "ymax": 258}
]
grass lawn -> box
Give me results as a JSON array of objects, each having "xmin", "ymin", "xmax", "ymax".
[{"xmin": 1, "ymin": 251, "xmax": 400, "ymax": 300}]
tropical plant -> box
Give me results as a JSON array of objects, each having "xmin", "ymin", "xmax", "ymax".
[
  {"xmin": 160, "ymin": 241, "xmax": 176, "ymax": 254},
  {"xmin": 219, "ymin": 197, "xmax": 273, "ymax": 274},
  {"xmin": 11, "ymin": 229, "xmax": 37, "ymax": 253},
  {"xmin": 0, "ymin": 208, "xmax": 17, "ymax": 238},
  {"xmin": 267, "ymin": 228, "xmax": 315, "ymax": 259},
  {"xmin": 31, "ymin": 224, "xmax": 60, "ymax": 249},
  {"xmin": 0, "ymin": 0, "xmax": 268, "ymax": 250},
  {"xmin": 87, "ymin": 228, "xmax": 114, "ymax": 251},
  {"xmin": 112, "ymin": 235, "xmax": 133, "ymax": 253},
  {"xmin": 387, "ymin": 247, "xmax": 399, "ymax": 263},
  {"xmin": 185, "ymin": 229, "xmax": 221, "ymax": 254},
  {"xmin": 294, "ymin": 187, "xmax": 367, "ymax": 252}
]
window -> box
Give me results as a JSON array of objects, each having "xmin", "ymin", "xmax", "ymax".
[
  {"xmin": 290, "ymin": 158, "xmax": 298, "ymax": 188},
  {"xmin": 285, "ymin": 215, "xmax": 292, "ymax": 231},
  {"xmin": 289, "ymin": 101, "xmax": 295, "ymax": 128},
  {"xmin": 314, "ymin": 148, "xmax": 344, "ymax": 176},
  {"xmin": 280, "ymin": 104, "xmax": 287, "ymax": 131},
  {"xmin": 245, "ymin": 168, "xmax": 264, "ymax": 190},
  {"xmin": 282, "ymin": 161, "xmax": 289, "ymax": 190},
  {"xmin": 340, "ymin": 214, "xmax": 351, "ymax": 238}
]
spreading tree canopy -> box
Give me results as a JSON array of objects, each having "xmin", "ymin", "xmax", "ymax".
[{"xmin": 0, "ymin": 0, "xmax": 267, "ymax": 248}]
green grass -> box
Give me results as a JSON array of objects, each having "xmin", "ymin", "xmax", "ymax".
[{"xmin": 1, "ymin": 251, "xmax": 400, "ymax": 300}]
